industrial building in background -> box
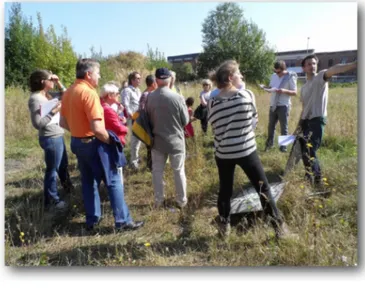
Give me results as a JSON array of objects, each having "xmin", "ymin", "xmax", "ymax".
[{"xmin": 167, "ymin": 49, "xmax": 357, "ymax": 83}]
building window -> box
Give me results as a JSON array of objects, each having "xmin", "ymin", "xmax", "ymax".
[
  {"xmin": 328, "ymin": 59, "xmax": 333, "ymax": 67},
  {"xmin": 341, "ymin": 57, "xmax": 347, "ymax": 64}
]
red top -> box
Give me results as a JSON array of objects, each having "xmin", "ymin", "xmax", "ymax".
[
  {"xmin": 184, "ymin": 107, "xmax": 194, "ymax": 138},
  {"xmin": 101, "ymin": 100, "xmax": 128, "ymax": 145}
]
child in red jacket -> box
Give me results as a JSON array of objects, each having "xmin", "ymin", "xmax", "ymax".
[{"xmin": 184, "ymin": 97, "xmax": 196, "ymax": 138}]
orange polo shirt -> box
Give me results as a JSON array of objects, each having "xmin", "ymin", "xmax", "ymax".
[{"xmin": 61, "ymin": 79, "xmax": 104, "ymax": 137}]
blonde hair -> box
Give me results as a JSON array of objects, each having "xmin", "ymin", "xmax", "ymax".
[
  {"xmin": 100, "ymin": 82, "xmax": 119, "ymax": 98},
  {"xmin": 202, "ymin": 79, "xmax": 212, "ymax": 87},
  {"xmin": 209, "ymin": 60, "xmax": 239, "ymax": 89}
]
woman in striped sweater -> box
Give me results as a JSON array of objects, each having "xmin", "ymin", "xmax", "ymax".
[{"xmin": 207, "ymin": 60, "xmax": 293, "ymax": 239}]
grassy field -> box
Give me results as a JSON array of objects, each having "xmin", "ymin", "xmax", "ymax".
[{"xmin": 4, "ymin": 82, "xmax": 357, "ymax": 266}]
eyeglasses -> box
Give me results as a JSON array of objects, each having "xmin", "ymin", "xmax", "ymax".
[{"xmin": 203, "ymin": 83, "xmax": 209, "ymax": 86}]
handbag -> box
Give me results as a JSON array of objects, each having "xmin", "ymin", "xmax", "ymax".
[
  {"xmin": 131, "ymin": 97, "xmax": 154, "ymax": 147},
  {"xmin": 193, "ymin": 104, "xmax": 207, "ymax": 120}
]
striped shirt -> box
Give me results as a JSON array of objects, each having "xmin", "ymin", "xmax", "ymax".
[{"xmin": 208, "ymin": 90, "xmax": 257, "ymax": 159}]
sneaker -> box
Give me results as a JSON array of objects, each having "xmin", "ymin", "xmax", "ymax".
[
  {"xmin": 275, "ymin": 222, "xmax": 299, "ymax": 240},
  {"xmin": 116, "ymin": 221, "xmax": 144, "ymax": 232},
  {"xmin": 54, "ymin": 200, "xmax": 68, "ymax": 211},
  {"xmin": 214, "ymin": 216, "xmax": 231, "ymax": 238},
  {"xmin": 176, "ymin": 200, "xmax": 188, "ymax": 209},
  {"xmin": 85, "ymin": 217, "xmax": 103, "ymax": 231},
  {"xmin": 129, "ymin": 163, "xmax": 139, "ymax": 171},
  {"xmin": 265, "ymin": 144, "xmax": 273, "ymax": 152},
  {"xmin": 279, "ymin": 146, "xmax": 287, "ymax": 152}
]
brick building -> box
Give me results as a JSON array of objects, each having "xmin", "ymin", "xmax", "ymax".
[
  {"xmin": 167, "ymin": 53, "xmax": 200, "ymax": 71},
  {"xmin": 167, "ymin": 49, "xmax": 357, "ymax": 82}
]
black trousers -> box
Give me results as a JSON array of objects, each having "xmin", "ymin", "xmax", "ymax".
[
  {"xmin": 299, "ymin": 117, "xmax": 326, "ymax": 183},
  {"xmin": 215, "ymin": 151, "xmax": 282, "ymax": 228}
]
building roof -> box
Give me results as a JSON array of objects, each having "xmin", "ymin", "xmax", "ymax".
[
  {"xmin": 275, "ymin": 49, "xmax": 315, "ymax": 56},
  {"xmin": 167, "ymin": 53, "xmax": 201, "ymax": 62}
]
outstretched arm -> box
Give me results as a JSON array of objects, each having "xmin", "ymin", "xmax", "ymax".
[{"xmin": 325, "ymin": 61, "xmax": 357, "ymax": 79}]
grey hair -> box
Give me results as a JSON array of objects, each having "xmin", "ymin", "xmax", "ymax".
[
  {"xmin": 156, "ymin": 77, "xmax": 171, "ymax": 86},
  {"xmin": 76, "ymin": 58, "xmax": 100, "ymax": 79},
  {"xmin": 100, "ymin": 83, "xmax": 119, "ymax": 98}
]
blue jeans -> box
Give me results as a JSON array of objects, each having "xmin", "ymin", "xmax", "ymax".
[
  {"xmin": 266, "ymin": 106, "xmax": 289, "ymax": 147},
  {"xmin": 39, "ymin": 136, "xmax": 69, "ymax": 206},
  {"xmin": 70, "ymin": 137, "xmax": 132, "ymax": 227}
]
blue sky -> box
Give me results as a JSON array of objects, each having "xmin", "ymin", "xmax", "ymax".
[{"xmin": 4, "ymin": 1, "xmax": 357, "ymax": 58}]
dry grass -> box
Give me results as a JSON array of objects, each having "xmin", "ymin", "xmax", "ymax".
[{"xmin": 4, "ymin": 83, "xmax": 357, "ymax": 266}]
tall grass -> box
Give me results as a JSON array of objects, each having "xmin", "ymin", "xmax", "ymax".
[{"xmin": 4, "ymin": 83, "xmax": 358, "ymax": 266}]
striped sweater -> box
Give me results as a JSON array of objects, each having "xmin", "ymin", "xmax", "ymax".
[{"xmin": 207, "ymin": 90, "xmax": 257, "ymax": 159}]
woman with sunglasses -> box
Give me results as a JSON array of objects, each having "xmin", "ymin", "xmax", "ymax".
[
  {"xmin": 197, "ymin": 79, "xmax": 213, "ymax": 134},
  {"xmin": 28, "ymin": 70, "xmax": 73, "ymax": 211}
]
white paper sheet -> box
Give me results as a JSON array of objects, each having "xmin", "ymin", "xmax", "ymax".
[
  {"xmin": 278, "ymin": 135, "xmax": 296, "ymax": 146},
  {"xmin": 40, "ymin": 99, "xmax": 60, "ymax": 126},
  {"xmin": 259, "ymin": 84, "xmax": 277, "ymax": 93}
]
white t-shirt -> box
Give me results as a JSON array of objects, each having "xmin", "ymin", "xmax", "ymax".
[
  {"xmin": 121, "ymin": 85, "xmax": 141, "ymax": 117},
  {"xmin": 300, "ymin": 70, "xmax": 328, "ymax": 120},
  {"xmin": 269, "ymin": 72, "xmax": 297, "ymax": 107},
  {"xmin": 200, "ymin": 90, "xmax": 212, "ymax": 103}
]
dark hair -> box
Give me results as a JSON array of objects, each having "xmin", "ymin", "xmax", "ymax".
[
  {"xmin": 128, "ymin": 71, "xmax": 140, "ymax": 85},
  {"xmin": 145, "ymin": 75, "xmax": 156, "ymax": 87},
  {"xmin": 29, "ymin": 69, "xmax": 52, "ymax": 92},
  {"xmin": 301, "ymin": 54, "xmax": 319, "ymax": 67},
  {"xmin": 76, "ymin": 58, "xmax": 100, "ymax": 79},
  {"xmin": 209, "ymin": 60, "xmax": 239, "ymax": 89},
  {"xmin": 274, "ymin": 60, "xmax": 286, "ymax": 70},
  {"xmin": 186, "ymin": 97, "xmax": 194, "ymax": 107}
]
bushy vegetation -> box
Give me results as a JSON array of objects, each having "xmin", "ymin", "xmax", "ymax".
[
  {"xmin": 4, "ymin": 2, "xmax": 357, "ymax": 267},
  {"xmin": 4, "ymin": 83, "xmax": 358, "ymax": 266}
]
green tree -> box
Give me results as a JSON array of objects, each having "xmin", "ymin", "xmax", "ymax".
[
  {"xmin": 33, "ymin": 15, "xmax": 77, "ymax": 87},
  {"xmin": 197, "ymin": 2, "xmax": 275, "ymax": 83},
  {"xmin": 5, "ymin": 3, "xmax": 78, "ymax": 89},
  {"xmin": 172, "ymin": 62, "xmax": 196, "ymax": 82},
  {"xmin": 145, "ymin": 44, "xmax": 171, "ymax": 71},
  {"xmin": 5, "ymin": 3, "xmax": 36, "ymax": 89}
]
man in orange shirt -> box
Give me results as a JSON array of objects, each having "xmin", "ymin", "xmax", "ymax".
[{"xmin": 60, "ymin": 58, "xmax": 144, "ymax": 231}]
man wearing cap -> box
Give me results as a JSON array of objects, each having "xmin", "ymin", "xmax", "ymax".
[{"xmin": 146, "ymin": 68, "xmax": 190, "ymax": 209}]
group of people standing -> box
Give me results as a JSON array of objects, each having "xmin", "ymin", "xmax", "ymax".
[{"xmin": 28, "ymin": 54, "xmax": 357, "ymax": 238}]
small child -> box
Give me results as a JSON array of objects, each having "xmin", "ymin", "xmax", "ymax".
[{"xmin": 184, "ymin": 97, "xmax": 196, "ymax": 138}]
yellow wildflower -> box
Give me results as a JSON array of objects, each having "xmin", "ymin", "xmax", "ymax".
[
  {"xmin": 322, "ymin": 178, "xmax": 327, "ymax": 182},
  {"xmin": 144, "ymin": 242, "xmax": 151, "ymax": 247},
  {"xmin": 20, "ymin": 232, "xmax": 25, "ymax": 237},
  {"xmin": 300, "ymin": 185, "xmax": 304, "ymax": 189},
  {"xmin": 306, "ymin": 143, "xmax": 313, "ymax": 148}
]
